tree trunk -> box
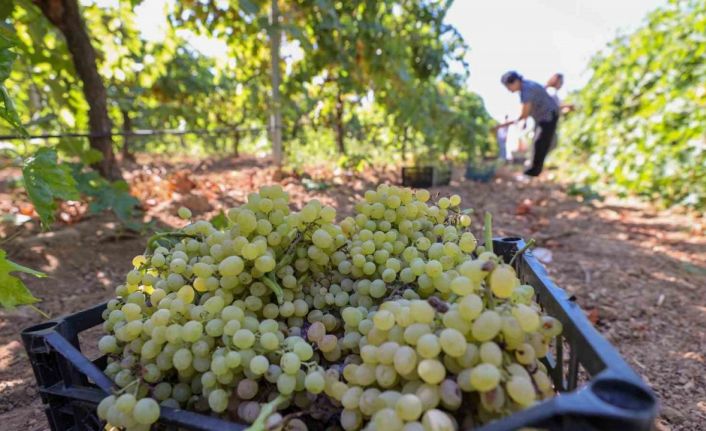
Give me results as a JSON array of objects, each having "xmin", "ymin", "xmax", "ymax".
[
  {"xmin": 234, "ymin": 129, "xmax": 240, "ymax": 158},
  {"xmin": 401, "ymin": 126, "xmax": 408, "ymax": 164},
  {"xmin": 121, "ymin": 109, "xmax": 135, "ymax": 162},
  {"xmin": 269, "ymin": 0, "xmax": 283, "ymax": 172},
  {"xmin": 335, "ymin": 89, "xmax": 345, "ymax": 155},
  {"xmin": 33, "ymin": 0, "xmax": 120, "ymax": 180}
]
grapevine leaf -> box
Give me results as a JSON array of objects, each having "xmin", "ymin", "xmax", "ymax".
[
  {"xmin": 0, "ymin": 0, "xmax": 13, "ymax": 21},
  {"xmin": 0, "ymin": 23, "xmax": 26, "ymax": 136},
  {"xmin": 0, "ymin": 249, "xmax": 45, "ymax": 309},
  {"xmin": 73, "ymin": 166, "xmax": 143, "ymax": 230},
  {"xmin": 56, "ymin": 139, "xmax": 104, "ymax": 165},
  {"xmin": 71, "ymin": 165, "xmax": 103, "ymax": 195},
  {"xmin": 146, "ymin": 232, "xmax": 193, "ymax": 252},
  {"xmin": 238, "ymin": 0, "xmax": 259, "ymax": 15},
  {"xmin": 210, "ymin": 211, "xmax": 229, "ymax": 229},
  {"xmin": 0, "ymin": 85, "xmax": 24, "ymax": 135},
  {"xmin": 22, "ymin": 148, "xmax": 80, "ymax": 229},
  {"xmin": 87, "ymin": 180, "xmax": 142, "ymax": 230},
  {"xmin": 0, "ymin": 40, "xmax": 15, "ymax": 79}
]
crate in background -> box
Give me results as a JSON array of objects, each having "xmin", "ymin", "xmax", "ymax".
[
  {"xmin": 432, "ymin": 165, "xmax": 452, "ymax": 186},
  {"xmin": 402, "ymin": 166, "xmax": 434, "ymax": 188},
  {"xmin": 401, "ymin": 165, "xmax": 452, "ymax": 188},
  {"xmin": 465, "ymin": 159, "xmax": 498, "ymax": 183}
]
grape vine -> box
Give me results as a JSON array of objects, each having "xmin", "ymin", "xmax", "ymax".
[{"xmin": 560, "ymin": 0, "xmax": 706, "ymax": 209}]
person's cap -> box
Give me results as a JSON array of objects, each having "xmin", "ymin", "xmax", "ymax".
[{"xmin": 501, "ymin": 71, "xmax": 522, "ymax": 85}]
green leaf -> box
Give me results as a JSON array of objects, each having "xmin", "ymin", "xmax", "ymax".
[
  {"xmin": 0, "ymin": 85, "xmax": 25, "ymax": 135},
  {"xmin": 0, "ymin": 249, "xmax": 45, "ymax": 309},
  {"xmin": 0, "ymin": 23, "xmax": 18, "ymax": 51},
  {"xmin": 72, "ymin": 165, "xmax": 143, "ymax": 230},
  {"xmin": 210, "ymin": 210, "xmax": 229, "ymax": 229},
  {"xmin": 238, "ymin": 0, "xmax": 259, "ymax": 15},
  {"xmin": 0, "ymin": 0, "xmax": 13, "ymax": 21},
  {"xmin": 22, "ymin": 148, "xmax": 80, "ymax": 229},
  {"xmin": 56, "ymin": 139, "xmax": 104, "ymax": 165},
  {"xmin": 87, "ymin": 180, "xmax": 142, "ymax": 230},
  {"xmin": 0, "ymin": 43, "xmax": 15, "ymax": 81},
  {"xmin": 0, "ymin": 23, "xmax": 26, "ymax": 136}
]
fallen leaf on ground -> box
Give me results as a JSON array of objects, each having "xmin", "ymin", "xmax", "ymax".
[{"xmin": 515, "ymin": 199, "xmax": 532, "ymax": 215}]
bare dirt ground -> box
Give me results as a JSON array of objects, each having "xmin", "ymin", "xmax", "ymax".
[{"xmin": 1, "ymin": 155, "xmax": 704, "ymax": 430}]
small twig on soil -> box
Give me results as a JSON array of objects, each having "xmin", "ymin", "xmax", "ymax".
[
  {"xmin": 578, "ymin": 261, "xmax": 591, "ymax": 286},
  {"xmin": 99, "ymin": 231, "xmax": 141, "ymax": 243},
  {"xmin": 535, "ymin": 230, "xmax": 577, "ymax": 242},
  {"xmin": 0, "ymin": 229, "xmax": 24, "ymax": 246},
  {"xmin": 27, "ymin": 305, "xmax": 50, "ymax": 319}
]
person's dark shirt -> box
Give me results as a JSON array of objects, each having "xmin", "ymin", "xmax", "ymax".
[{"xmin": 520, "ymin": 80, "xmax": 558, "ymax": 122}]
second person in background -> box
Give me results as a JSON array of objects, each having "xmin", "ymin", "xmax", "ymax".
[{"xmin": 545, "ymin": 73, "xmax": 575, "ymax": 151}]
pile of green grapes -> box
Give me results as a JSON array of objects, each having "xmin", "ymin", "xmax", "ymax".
[{"xmin": 96, "ymin": 184, "xmax": 562, "ymax": 431}]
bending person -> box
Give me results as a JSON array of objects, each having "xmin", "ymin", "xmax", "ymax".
[{"xmin": 496, "ymin": 71, "xmax": 559, "ymax": 177}]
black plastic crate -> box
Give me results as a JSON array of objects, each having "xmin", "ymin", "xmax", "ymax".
[
  {"xmin": 465, "ymin": 160, "xmax": 497, "ymax": 183},
  {"xmin": 401, "ymin": 166, "xmax": 452, "ymax": 188},
  {"xmin": 21, "ymin": 238, "xmax": 658, "ymax": 431},
  {"xmin": 432, "ymin": 165, "xmax": 451, "ymax": 187},
  {"xmin": 402, "ymin": 167, "xmax": 434, "ymax": 188}
]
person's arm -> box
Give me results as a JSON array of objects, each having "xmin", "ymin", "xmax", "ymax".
[
  {"xmin": 518, "ymin": 102, "xmax": 531, "ymax": 121},
  {"xmin": 493, "ymin": 103, "xmax": 531, "ymax": 131},
  {"xmin": 560, "ymin": 103, "xmax": 575, "ymax": 114}
]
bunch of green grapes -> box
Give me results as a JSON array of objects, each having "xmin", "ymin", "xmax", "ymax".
[
  {"xmin": 300, "ymin": 186, "xmax": 561, "ymax": 430},
  {"xmin": 96, "ymin": 184, "xmax": 562, "ymax": 431},
  {"xmin": 97, "ymin": 186, "xmax": 340, "ymax": 428}
]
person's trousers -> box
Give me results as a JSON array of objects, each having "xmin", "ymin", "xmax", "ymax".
[
  {"xmin": 498, "ymin": 139, "xmax": 507, "ymax": 160},
  {"xmin": 526, "ymin": 112, "xmax": 558, "ymax": 176}
]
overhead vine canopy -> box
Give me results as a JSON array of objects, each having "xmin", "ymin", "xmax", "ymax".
[
  {"xmin": 561, "ymin": 0, "xmax": 706, "ymax": 208},
  {"xmin": 2, "ymin": 0, "xmax": 493, "ymax": 168}
]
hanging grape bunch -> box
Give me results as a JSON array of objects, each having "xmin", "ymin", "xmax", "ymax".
[{"xmin": 96, "ymin": 184, "xmax": 562, "ymax": 431}]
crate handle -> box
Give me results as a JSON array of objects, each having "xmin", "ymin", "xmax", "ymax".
[
  {"xmin": 589, "ymin": 375, "xmax": 656, "ymax": 412},
  {"xmin": 45, "ymin": 331, "xmax": 116, "ymax": 393},
  {"xmin": 478, "ymin": 375, "xmax": 656, "ymax": 431},
  {"xmin": 549, "ymin": 376, "xmax": 657, "ymax": 430}
]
